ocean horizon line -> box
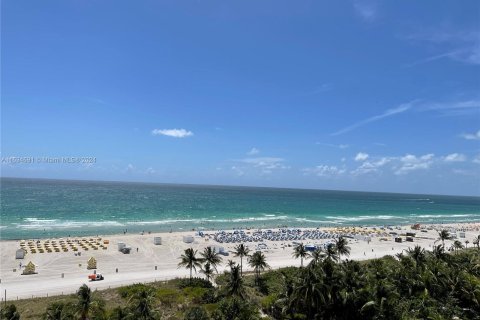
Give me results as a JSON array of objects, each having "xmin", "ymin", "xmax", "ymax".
[{"xmin": 2, "ymin": 176, "xmax": 479, "ymax": 199}]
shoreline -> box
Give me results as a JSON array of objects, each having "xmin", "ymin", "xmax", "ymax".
[
  {"xmin": 1, "ymin": 220, "xmax": 480, "ymax": 242},
  {"xmin": 1, "ymin": 222, "xmax": 479, "ymax": 300}
]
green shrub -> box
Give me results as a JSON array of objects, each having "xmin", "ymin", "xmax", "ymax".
[
  {"xmin": 201, "ymin": 288, "xmax": 218, "ymax": 304},
  {"xmin": 177, "ymin": 277, "xmax": 213, "ymax": 289},
  {"xmin": 118, "ymin": 283, "xmax": 153, "ymax": 298},
  {"xmin": 184, "ymin": 306, "xmax": 210, "ymax": 320},
  {"xmin": 211, "ymin": 298, "xmax": 260, "ymax": 320},
  {"xmin": 261, "ymin": 294, "xmax": 277, "ymax": 312},
  {"xmin": 0, "ymin": 304, "xmax": 20, "ymax": 320},
  {"xmin": 108, "ymin": 306, "xmax": 131, "ymax": 320},
  {"xmin": 183, "ymin": 287, "xmax": 209, "ymax": 303},
  {"xmin": 157, "ymin": 287, "xmax": 182, "ymax": 306},
  {"xmin": 44, "ymin": 301, "xmax": 75, "ymax": 319}
]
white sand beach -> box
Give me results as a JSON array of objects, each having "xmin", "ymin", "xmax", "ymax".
[{"xmin": 1, "ymin": 223, "xmax": 479, "ymax": 301}]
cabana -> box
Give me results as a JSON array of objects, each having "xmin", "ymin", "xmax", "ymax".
[
  {"xmin": 16, "ymin": 248, "xmax": 26, "ymax": 259},
  {"xmin": 183, "ymin": 235, "xmax": 194, "ymax": 243}
]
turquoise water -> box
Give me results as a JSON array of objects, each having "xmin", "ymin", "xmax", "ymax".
[{"xmin": 1, "ymin": 177, "xmax": 479, "ymax": 240}]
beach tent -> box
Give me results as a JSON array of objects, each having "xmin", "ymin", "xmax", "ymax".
[
  {"xmin": 16, "ymin": 248, "xmax": 26, "ymax": 259},
  {"xmin": 87, "ymin": 257, "xmax": 97, "ymax": 269},
  {"xmin": 22, "ymin": 261, "xmax": 36, "ymax": 275},
  {"xmin": 209, "ymin": 245, "xmax": 225, "ymax": 254},
  {"xmin": 183, "ymin": 235, "xmax": 194, "ymax": 243},
  {"xmin": 154, "ymin": 237, "xmax": 162, "ymax": 245}
]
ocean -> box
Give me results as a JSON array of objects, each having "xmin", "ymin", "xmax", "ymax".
[{"xmin": 1, "ymin": 177, "xmax": 479, "ymax": 240}]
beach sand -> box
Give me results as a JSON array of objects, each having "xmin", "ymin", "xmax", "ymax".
[{"xmin": 1, "ymin": 223, "xmax": 479, "ymax": 301}]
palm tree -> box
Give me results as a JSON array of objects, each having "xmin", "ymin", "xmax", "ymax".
[
  {"xmin": 224, "ymin": 264, "xmax": 246, "ymax": 298},
  {"xmin": 248, "ymin": 251, "xmax": 270, "ymax": 285},
  {"xmin": 291, "ymin": 266, "xmax": 326, "ymax": 319},
  {"xmin": 227, "ymin": 259, "xmax": 236, "ymax": 270},
  {"xmin": 432, "ymin": 244, "xmax": 447, "ymax": 261},
  {"xmin": 130, "ymin": 287, "xmax": 157, "ymax": 319},
  {"xmin": 233, "ymin": 243, "xmax": 250, "ymax": 276},
  {"xmin": 200, "ymin": 246, "xmax": 222, "ymax": 273},
  {"xmin": 473, "ymin": 235, "xmax": 480, "ymax": 250},
  {"xmin": 308, "ymin": 248, "xmax": 325, "ymax": 267},
  {"xmin": 201, "ymin": 262, "xmax": 214, "ymax": 283},
  {"xmin": 407, "ymin": 245, "xmax": 426, "ymax": 267},
  {"xmin": 437, "ymin": 229, "xmax": 452, "ymax": 248},
  {"xmin": 452, "ymin": 240, "xmax": 464, "ymax": 254},
  {"xmin": 292, "ymin": 243, "xmax": 310, "ymax": 267},
  {"xmin": 178, "ymin": 248, "xmax": 203, "ymax": 283},
  {"xmin": 334, "ymin": 236, "xmax": 351, "ymax": 260},
  {"xmin": 276, "ymin": 272, "xmax": 296, "ymax": 318},
  {"xmin": 45, "ymin": 302, "xmax": 72, "ymax": 320},
  {"xmin": 325, "ymin": 243, "xmax": 339, "ymax": 262},
  {"xmin": 76, "ymin": 284, "xmax": 92, "ymax": 320},
  {"xmin": 465, "ymin": 240, "xmax": 470, "ymax": 248}
]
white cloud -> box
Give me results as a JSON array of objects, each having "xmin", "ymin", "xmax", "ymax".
[
  {"xmin": 351, "ymin": 157, "xmax": 390, "ymax": 176},
  {"xmin": 247, "ymin": 148, "xmax": 260, "ymax": 155},
  {"xmin": 146, "ymin": 167, "xmax": 156, "ymax": 174},
  {"xmin": 316, "ymin": 142, "xmax": 349, "ymax": 149},
  {"xmin": 231, "ymin": 166, "xmax": 245, "ymax": 177},
  {"xmin": 331, "ymin": 102, "xmax": 413, "ymax": 136},
  {"xmin": 460, "ymin": 130, "xmax": 480, "ymax": 140},
  {"xmin": 235, "ymin": 157, "xmax": 289, "ymax": 175},
  {"xmin": 304, "ymin": 165, "xmax": 346, "ymax": 177},
  {"xmin": 395, "ymin": 153, "xmax": 435, "ymax": 175},
  {"xmin": 353, "ymin": 0, "xmax": 377, "ymax": 22},
  {"xmin": 355, "ymin": 152, "xmax": 369, "ymax": 162},
  {"xmin": 126, "ymin": 164, "xmax": 135, "ymax": 173},
  {"xmin": 473, "ymin": 155, "xmax": 480, "ymax": 164},
  {"xmin": 443, "ymin": 153, "xmax": 466, "ymax": 162},
  {"xmin": 241, "ymin": 157, "xmax": 287, "ymax": 170},
  {"xmin": 421, "ymin": 99, "xmax": 480, "ymax": 116},
  {"xmin": 406, "ymin": 29, "xmax": 480, "ymax": 65},
  {"xmin": 151, "ymin": 128, "xmax": 193, "ymax": 138}
]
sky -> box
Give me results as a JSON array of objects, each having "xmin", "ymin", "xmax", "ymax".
[{"xmin": 1, "ymin": 0, "xmax": 480, "ymax": 196}]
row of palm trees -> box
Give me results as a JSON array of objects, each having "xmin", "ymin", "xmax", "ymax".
[
  {"xmin": 177, "ymin": 246, "xmax": 225, "ymax": 283},
  {"xmin": 292, "ymin": 236, "xmax": 351, "ymax": 267},
  {"xmin": 178, "ymin": 237, "xmax": 353, "ymax": 287},
  {"xmin": 178, "ymin": 243, "xmax": 270, "ymax": 284},
  {"xmin": 437, "ymin": 229, "xmax": 480, "ymax": 252}
]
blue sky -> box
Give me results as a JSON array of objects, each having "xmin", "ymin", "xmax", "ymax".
[{"xmin": 2, "ymin": 0, "xmax": 480, "ymax": 196}]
